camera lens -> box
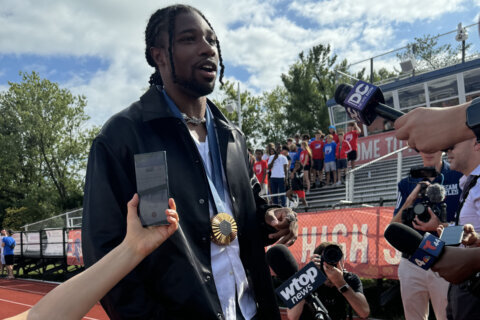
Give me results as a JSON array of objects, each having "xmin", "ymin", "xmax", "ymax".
[
  {"xmin": 413, "ymin": 203, "xmax": 431, "ymax": 222},
  {"xmin": 413, "ymin": 203, "xmax": 425, "ymax": 215},
  {"xmin": 322, "ymin": 244, "xmax": 343, "ymax": 266}
]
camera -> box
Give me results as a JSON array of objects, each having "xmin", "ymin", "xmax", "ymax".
[
  {"xmin": 410, "ymin": 183, "xmax": 447, "ymax": 223},
  {"xmin": 402, "ymin": 167, "xmax": 447, "ymax": 225},
  {"xmin": 410, "ymin": 166, "xmax": 437, "ymax": 179},
  {"xmin": 321, "ymin": 244, "xmax": 343, "ymax": 267}
]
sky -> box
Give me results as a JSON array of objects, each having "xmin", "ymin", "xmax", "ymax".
[{"xmin": 1, "ymin": 0, "xmax": 480, "ymax": 126}]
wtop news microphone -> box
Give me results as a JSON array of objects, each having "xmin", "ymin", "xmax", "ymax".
[
  {"xmin": 266, "ymin": 244, "xmax": 331, "ymax": 320},
  {"xmin": 334, "ymin": 81, "xmax": 404, "ymax": 126}
]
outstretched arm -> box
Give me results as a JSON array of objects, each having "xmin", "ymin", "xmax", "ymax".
[
  {"xmin": 9, "ymin": 195, "xmax": 179, "ymax": 320},
  {"xmin": 394, "ymin": 104, "xmax": 473, "ymax": 152},
  {"xmin": 431, "ymin": 246, "xmax": 480, "ymax": 284}
]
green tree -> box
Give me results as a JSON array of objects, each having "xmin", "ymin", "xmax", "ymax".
[
  {"xmin": 371, "ymin": 67, "xmax": 398, "ymax": 83},
  {"xmin": 260, "ymin": 86, "xmax": 289, "ymax": 144},
  {"xmin": 281, "ymin": 44, "xmax": 337, "ymax": 136},
  {"xmin": 0, "ymin": 71, "xmax": 98, "ymax": 228},
  {"xmin": 397, "ymin": 33, "xmax": 470, "ymax": 71},
  {"xmin": 212, "ymin": 80, "xmax": 263, "ymax": 146}
]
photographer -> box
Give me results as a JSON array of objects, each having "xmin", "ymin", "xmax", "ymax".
[
  {"xmin": 390, "ymin": 151, "xmax": 462, "ymax": 320},
  {"xmin": 309, "ymin": 242, "xmax": 370, "ymax": 320}
]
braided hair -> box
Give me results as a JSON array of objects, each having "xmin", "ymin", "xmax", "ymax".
[{"xmin": 145, "ymin": 5, "xmax": 225, "ymax": 87}]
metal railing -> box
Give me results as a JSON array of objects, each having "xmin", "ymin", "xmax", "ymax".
[
  {"xmin": 21, "ymin": 208, "xmax": 83, "ymax": 231},
  {"xmin": 346, "ymin": 21, "xmax": 480, "ymax": 84},
  {"xmin": 345, "ymin": 146, "xmax": 410, "ymax": 202}
]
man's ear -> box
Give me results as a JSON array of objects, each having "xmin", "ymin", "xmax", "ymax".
[
  {"xmin": 150, "ymin": 46, "xmax": 168, "ymax": 68},
  {"xmin": 474, "ymin": 140, "xmax": 480, "ymax": 152}
]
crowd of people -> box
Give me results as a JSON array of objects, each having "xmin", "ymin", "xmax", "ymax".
[{"xmin": 251, "ymin": 122, "xmax": 362, "ymax": 208}]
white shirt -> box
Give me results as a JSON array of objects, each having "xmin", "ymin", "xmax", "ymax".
[
  {"xmin": 192, "ymin": 134, "xmax": 257, "ymax": 320},
  {"xmin": 268, "ymin": 154, "xmax": 288, "ymax": 178},
  {"xmin": 459, "ymin": 164, "xmax": 480, "ymax": 231}
]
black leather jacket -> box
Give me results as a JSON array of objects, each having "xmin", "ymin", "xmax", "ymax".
[{"xmin": 82, "ymin": 86, "xmax": 281, "ymax": 319}]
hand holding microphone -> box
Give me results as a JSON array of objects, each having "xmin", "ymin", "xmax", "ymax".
[
  {"xmin": 334, "ymin": 81, "xmax": 404, "ymax": 126},
  {"xmin": 394, "ymin": 104, "xmax": 474, "ymax": 152},
  {"xmin": 266, "ymin": 244, "xmax": 331, "ymax": 320},
  {"xmin": 334, "ymin": 81, "xmax": 475, "ymax": 153},
  {"xmin": 385, "ymin": 222, "xmax": 480, "ymax": 284}
]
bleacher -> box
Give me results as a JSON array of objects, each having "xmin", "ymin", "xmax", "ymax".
[{"xmin": 303, "ymin": 154, "xmax": 424, "ymax": 210}]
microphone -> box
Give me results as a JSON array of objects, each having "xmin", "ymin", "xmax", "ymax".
[
  {"xmin": 385, "ymin": 223, "xmax": 480, "ymax": 289},
  {"xmin": 334, "ymin": 81, "xmax": 404, "ymax": 126},
  {"xmin": 384, "ymin": 222, "xmax": 445, "ymax": 270},
  {"xmin": 266, "ymin": 245, "xmax": 331, "ymax": 319},
  {"xmin": 426, "ymin": 183, "xmax": 446, "ymax": 203},
  {"xmin": 266, "ymin": 243, "xmax": 299, "ymax": 280}
]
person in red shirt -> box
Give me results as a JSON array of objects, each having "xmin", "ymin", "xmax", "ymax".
[
  {"xmin": 309, "ymin": 130, "xmax": 325, "ymax": 189},
  {"xmin": 254, "ymin": 149, "xmax": 268, "ymax": 195},
  {"xmin": 335, "ymin": 133, "xmax": 352, "ymax": 186},
  {"xmin": 300, "ymin": 141, "xmax": 312, "ymax": 193},
  {"xmin": 344, "ymin": 122, "xmax": 362, "ymax": 169},
  {"xmin": 328, "ymin": 125, "xmax": 339, "ymax": 144}
]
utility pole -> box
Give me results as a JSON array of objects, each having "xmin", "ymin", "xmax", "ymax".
[{"xmin": 237, "ymin": 82, "xmax": 242, "ymax": 130}]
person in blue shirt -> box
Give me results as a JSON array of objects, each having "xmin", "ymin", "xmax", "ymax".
[
  {"xmin": 2, "ymin": 230, "xmax": 16, "ymax": 279},
  {"xmin": 289, "ymin": 144, "xmax": 300, "ymax": 172},
  {"xmin": 392, "ymin": 154, "xmax": 462, "ymax": 225},
  {"xmin": 390, "ymin": 151, "xmax": 461, "ymax": 320},
  {"xmin": 323, "ymin": 135, "xmax": 337, "ymax": 186}
]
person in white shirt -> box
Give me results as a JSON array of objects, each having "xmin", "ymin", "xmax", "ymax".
[
  {"xmin": 81, "ymin": 5, "xmax": 298, "ymax": 320},
  {"xmin": 448, "ymin": 137, "xmax": 480, "ymax": 230},
  {"xmin": 444, "ymin": 137, "xmax": 480, "ymax": 319},
  {"xmin": 268, "ymin": 146, "xmax": 289, "ymax": 206}
]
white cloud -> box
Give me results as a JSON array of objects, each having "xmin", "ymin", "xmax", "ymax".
[
  {"xmin": 1, "ymin": 0, "xmax": 479, "ymax": 126},
  {"xmin": 289, "ymin": 0, "xmax": 467, "ymax": 26},
  {"xmin": 0, "ymin": 0, "xmax": 286, "ymax": 124}
]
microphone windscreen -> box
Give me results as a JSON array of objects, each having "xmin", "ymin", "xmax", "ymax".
[
  {"xmin": 426, "ymin": 183, "xmax": 446, "ymax": 203},
  {"xmin": 266, "ymin": 244, "xmax": 298, "ymax": 281},
  {"xmin": 384, "ymin": 222, "xmax": 423, "ymax": 255},
  {"xmin": 334, "ymin": 84, "xmax": 353, "ymax": 105}
]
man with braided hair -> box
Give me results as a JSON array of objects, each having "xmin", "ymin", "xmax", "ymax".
[{"xmin": 82, "ymin": 4, "xmax": 297, "ymax": 320}]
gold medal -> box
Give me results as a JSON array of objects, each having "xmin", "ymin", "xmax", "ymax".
[{"xmin": 211, "ymin": 213, "xmax": 237, "ymax": 246}]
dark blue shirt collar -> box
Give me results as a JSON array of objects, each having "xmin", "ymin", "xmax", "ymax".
[{"xmin": 159, "ymin": 87, "xmax": 215, "ymax": 125}]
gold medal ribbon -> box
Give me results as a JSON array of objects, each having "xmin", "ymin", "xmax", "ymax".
[{"xmin": 211, "ymin": 213, "xmax": 237, "ymax": 246}]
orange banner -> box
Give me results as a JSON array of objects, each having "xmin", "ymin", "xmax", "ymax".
[
  {"xmin": 67, "ymin": 230, "xmax": 83, "ymax": 266},
  {"xmin": 66, "ymin": 207, "xmax": 401, "ymax": 277},
  {"xmin": 288, "ymin": 207, "xmax": 400, "ymax": 279}
]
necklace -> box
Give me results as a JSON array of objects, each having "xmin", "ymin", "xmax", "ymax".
[{"xmin": 181, "ymin": 113, "xmax": 206, "ymax": 126}]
